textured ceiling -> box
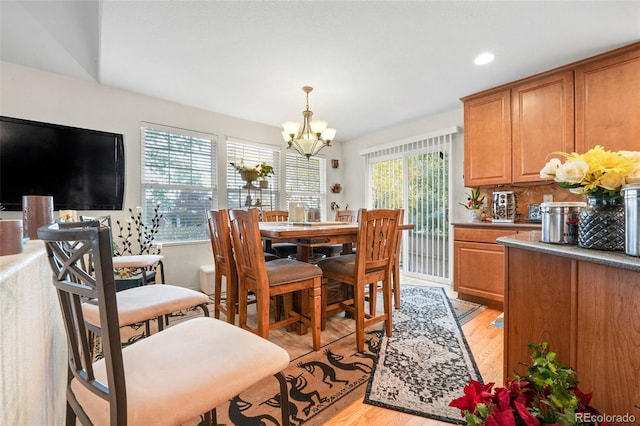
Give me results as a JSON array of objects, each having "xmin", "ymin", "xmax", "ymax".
[{"xmin": 2, "ymin": 1, "xmax": 639, "ymax": 141}]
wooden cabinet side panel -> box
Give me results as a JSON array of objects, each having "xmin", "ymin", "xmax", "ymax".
[
  {"xmin": 512, "ymin": 71, "xmax": 574, "ymax": 183},
  {"xmin": 576, "ymin": 262, "xmax": 640, "ymax": 418},
  {"xmin": 575, "ymin": 47, "xmax": 640, "ymax": 152},
  {"xmin": 504, "ymin": 248, "xmax": 574, "ymax": 379},
  {"xmin": 464, "ymin": 90, "xmax": 512, "ymax": 186}
]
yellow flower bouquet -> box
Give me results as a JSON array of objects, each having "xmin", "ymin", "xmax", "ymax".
[{"xmin": 540, "ymin": 145, "xmax": 640, "ymax": 197}]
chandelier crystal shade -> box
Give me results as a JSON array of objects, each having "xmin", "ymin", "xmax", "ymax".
[{"xmin": 282, "ymin": 86, "xmax": 336, "ymax": 159}]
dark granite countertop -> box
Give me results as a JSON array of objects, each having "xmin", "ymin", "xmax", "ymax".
[{"xmin": 497, "ymin": 230, "xmax": 640, "ymax": 272}]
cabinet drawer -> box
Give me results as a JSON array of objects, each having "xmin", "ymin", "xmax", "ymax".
[{"xmin": 454, "ymin": 227, "xmax": 518, "ymax": 244}]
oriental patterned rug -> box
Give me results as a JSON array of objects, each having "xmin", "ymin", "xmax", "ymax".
[
  {"xmin": 96, "ymin": 286, "xmax": 483, "ymax": 425},
  {"xmin": 364, "ymin": 286, "xmax": 483, "ymax": 424}
]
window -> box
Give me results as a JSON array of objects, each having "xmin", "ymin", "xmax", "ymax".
[
  {"xmin": 364, "ymin": 127, "xmax": 458, "ymax": 283},
  {"xmin": 226, "ymin": 138, "xmax": 280, "ymax": 210},
  {"xmin": 142, "ymin": 124, "xmax": 216, "ymax": 242},
  {"xmin": 285, "ymin": 153, "xmax": 326, "ymax": 214}
]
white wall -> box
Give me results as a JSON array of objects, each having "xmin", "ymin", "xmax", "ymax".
[
  {"xmin": 341, "ymin": 109, "xmax": 469, "ymax": 223},
  {"xmin": 1, "ymin": 61, "xmax": 348, "ymax": 289},
  {"xmin": 1, "ymin": 61, "xmax": 467, "ymax": 289}
]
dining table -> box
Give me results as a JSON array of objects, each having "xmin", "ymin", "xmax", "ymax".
[{"xmin": 259, "ymin": 221, "xmax": 414, "ymax": 258}]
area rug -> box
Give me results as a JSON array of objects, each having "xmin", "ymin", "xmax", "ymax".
[
  {"xmin": 364, "ymin": 286, "xmax": 483, "ymax": 424},
  {"xmin": 97, "ymin": 286, "xmax": 483, "ymax": 425}
]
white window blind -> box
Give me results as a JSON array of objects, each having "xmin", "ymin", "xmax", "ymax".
[
  {"xmin": 285, "ymin": 153, "xmax": 326, "ymax": 215},
  {"xmin": 364, "ymin": 127, "xmax": 458, "ymax": 283},
  {"xmin": 226, "ymin": 138, "xmax": 280, "ymax": 210},
  {"xmin": 142, "ymin": 124, "xmax": 216, "ymax": 242}
]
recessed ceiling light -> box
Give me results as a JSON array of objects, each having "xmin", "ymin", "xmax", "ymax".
[{"xmin": 474, "ymin": 52, "xmax": 495, "ymax": 65}]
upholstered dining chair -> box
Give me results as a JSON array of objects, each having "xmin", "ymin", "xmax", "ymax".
[
  {"xmin": 260, "ymin": 210, "xmax": 298, "ymax": 258},
  {"xmin": 56, "ymin": 220, "xmax": 210, "ymax": 337},
  {"xmin": 79, "ymin": 215, "xmax": 164, "ymax": 285},
  {"xmin": 315, "ymin": 209, "xmax": 358, "ymax": 258},
  {"xmin": 206, "ymin": 209, "xmax": 279, "ymax": 324},
  {"xmin": 38, "ymin": 222, "xmax": 291, "ymax": 426},
  {"xmin": 228, "ymin": 208, "xmax": 322, "ymax": 351},
  {"xmin": 317, "ymin": 208, "xmax": 401, "ymax": 352}
]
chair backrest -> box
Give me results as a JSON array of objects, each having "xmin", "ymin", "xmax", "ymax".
[
  {"xmin": 261, "ymin": 210, "xmax": 288, "ymax": 222},
  {"xmin": 228, "ymin": 209, "xmax": 269, "ymax": 291},
  {"xmin": 38, "ymin": 222, "xmax": 127, "ymax": 425},
  {"xmin": 335, "ymin": 210, "xmax": 356, "ymax": 223},
  {"xmin": 354, "ymin": 209, "xmax": 401, "ymax": 277},
  {"xmin": 206, "ymin": 209, "xmax": 237, "ymax": 280}
]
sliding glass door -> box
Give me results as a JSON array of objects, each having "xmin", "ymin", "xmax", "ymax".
[{"xmin": 365, "ymin": 130, "xmax": 456, "ymax": 284}]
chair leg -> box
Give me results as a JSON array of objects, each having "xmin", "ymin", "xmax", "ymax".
[
  {"xmin": 275, "ymin": 372, "xmax": 291, "ymax": 426},
  {"xmin": 383, "ymin": 276, "xmax": 393, "ymax": 338},
  {"xmin": 198, "ymin": 303, "xmax": 210, "ymax": 318},
  {"xmin": 354, "ymin": 282, "xmax": 366, "ymax": 353},
  {"xmin": 225, "ymin": 275, "xmax": 236, "ymax": 324},
  {"xmin": 310, "ymin": 278, "xmax": 321, "ymax": 351},
  {"xmin": 214, "ymin": 272, "xmax": 223, "ymax": 319},
  {"xmin": 393, "ymin": 261, "xmax": 401, "ymax": 309},
  {"xmin": 320, "ymin": 280, "xmax": 328, "ymax": 331}
]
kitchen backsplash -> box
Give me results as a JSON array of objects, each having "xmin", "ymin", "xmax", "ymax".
[{"xmin": 479, "ymin": 183, "xmax": 583, "ymax": 221}]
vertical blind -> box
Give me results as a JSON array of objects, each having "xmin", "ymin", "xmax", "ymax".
[
  {"xmin": 142, "ymin": 124, "xmax": 217, "ymax": 241},
  {"xmin": 364, "ymin": 127, "xmax": 458, "ymax": 283}
]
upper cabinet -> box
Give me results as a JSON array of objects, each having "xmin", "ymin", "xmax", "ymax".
[
  {"xmin": 512, "ymin": 71, "xmax": 574, "ymax": 183},
  {"xmin": 575, "ymin": 47, "xmax": 640, "ymax": 152},
  {"xmin": 462, "ymin": 42, "xmax": 640, "ymax": 187},
  {"xmin": 463, "ymin": 90, "xmax": 511, "ymax": 186}
]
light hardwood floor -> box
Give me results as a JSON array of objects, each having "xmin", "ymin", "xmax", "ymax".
[{"xmin": 325, "ymin": 280, "xmax": 504, "ymax": 426}]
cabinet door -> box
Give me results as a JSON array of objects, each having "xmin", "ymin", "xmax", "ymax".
[
  {"xmin": 512, "ymin": 71, "xmax": 574, "ymax": 183},
  {"xmin": 454, "ymin": 240, "xmax": 505, "ymax": 303},
  {"xmin": 575, "ymin": 46, "xmax": 640, "ymax": 152},
  {"xmin": 463, "ymin": 90, "xmax": 512, "ymax": 186}
]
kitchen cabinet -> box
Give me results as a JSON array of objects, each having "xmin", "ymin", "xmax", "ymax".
[
  {"xmin": 512, "ymin": 70, "xmax": 574, "ymax": 183},
  {"xmin": 575, "ymin": 45, "xmax": 640, "ymax": 152},
  {"xmin": 500, "ymin": 233, "xmax": 640, "ymax": 419},
  {"xmin": 463, "ymin": 89, "xmax": 511, "ymax": 187},
  {"xmin": 462, "ymin": 41, "xmax": 640, "ymax": 187},
  {"xmin": 453, "ymin": 224, "xmax": 538, "ymax": 308}
]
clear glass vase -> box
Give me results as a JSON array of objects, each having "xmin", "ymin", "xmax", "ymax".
[{"xmin": 578, "ymin": 193, "xmax": 625, "ymax": 251}]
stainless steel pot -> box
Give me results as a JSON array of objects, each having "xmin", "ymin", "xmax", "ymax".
[
  {"xmin": 540, "ymin": 202, "xmax": 586, "ymax": 244},
  {"xmin": 622, "ymin": 183, "xmax": 640, "ymax": 256}
]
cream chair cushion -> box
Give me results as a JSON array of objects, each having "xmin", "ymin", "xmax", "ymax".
[
  {"xmin": 83, "ymin": 285, "xmax": 209, "ymax": 327},
  {"xmin": 71, "ymin": 317, "xmax": 290, "ymax": 426}
]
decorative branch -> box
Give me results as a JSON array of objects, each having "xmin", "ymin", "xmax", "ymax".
[{"xmin": 114, "ymin": 203, "xmax": 163, "ymax": 256}]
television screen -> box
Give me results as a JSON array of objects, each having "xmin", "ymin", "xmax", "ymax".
[{"xmin": 0, "ymin": 116, "xmax": 125, "ymax": 211}]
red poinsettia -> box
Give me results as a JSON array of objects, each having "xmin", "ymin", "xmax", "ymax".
[{"xmin": 449, "ymin": 342, "xmax": 606, "ymax": 426}]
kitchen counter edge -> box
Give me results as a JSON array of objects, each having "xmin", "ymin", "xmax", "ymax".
[
  {"xmin": 452, "ymin": 221, "xmax": 541, "ymax": 229},
  {"xmin": 497, "ymin": 231, "xmax": 640, "ymax": 272}
]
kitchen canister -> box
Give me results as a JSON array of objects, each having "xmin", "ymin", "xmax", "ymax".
[
  {"xmin": 540, "ymin": 201, "xmax": 586, "ymax": 244},
  {"xmin": 622, "ymin": 183, "xmax": 640, "ymax": 256}
]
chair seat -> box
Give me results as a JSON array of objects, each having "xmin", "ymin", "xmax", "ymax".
[
  {"xmin": 71, "ymin": 317, "xmax": 290, "ymax": 426},
  {"xmin": 266, "ymin": 258, "xmax": 322, "ymax": 285},
  {"xmin": 83, "ymin": 285, "xmax": 210, "ymax": 328},
  {"xmin": 112, "ymin": 255, "xmax": 164, "ymax": 269}
]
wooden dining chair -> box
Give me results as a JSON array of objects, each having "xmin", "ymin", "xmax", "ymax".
[
  {"xmin": 260, "ymin": 210, "xmax": 298, "ymax": 258},
  {"xmin": 317, "ymin": 208, "xmax": 401, "ymax": 352},
  {"xmin": 228, "ymin": 208, "xmax": 322, "ymax": 351},
  {"xmin": 206, "ymin": 209, "xmax": 279, "ymax": 324},
  {"xmin": 369, "ymin": 209, "xmax": 405, "ymax": 312},
  {"xmin": 315, "ymin": 209, "xmax": 358, "ymax": 258},
  {"xmin": 38, "ymin": 222, "xmax": 291, "ymax": 426}
]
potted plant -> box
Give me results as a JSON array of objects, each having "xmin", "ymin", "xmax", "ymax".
[
  {"xmin": 449, "ymin": 342, "xmax": 603, "ymax": 425},
  {"xmin": 257, "ymin": 162, "xmax": 274, "ymax": 188}
]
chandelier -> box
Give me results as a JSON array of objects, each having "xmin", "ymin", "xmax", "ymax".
[{"xmin": 281, "ymin": 86, "xmax": 336, "ymax": 159}]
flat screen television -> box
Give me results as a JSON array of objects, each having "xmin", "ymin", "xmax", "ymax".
[{"xmin": 0, "ymin": 116, "xmax": 125, "ymax": 211}]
